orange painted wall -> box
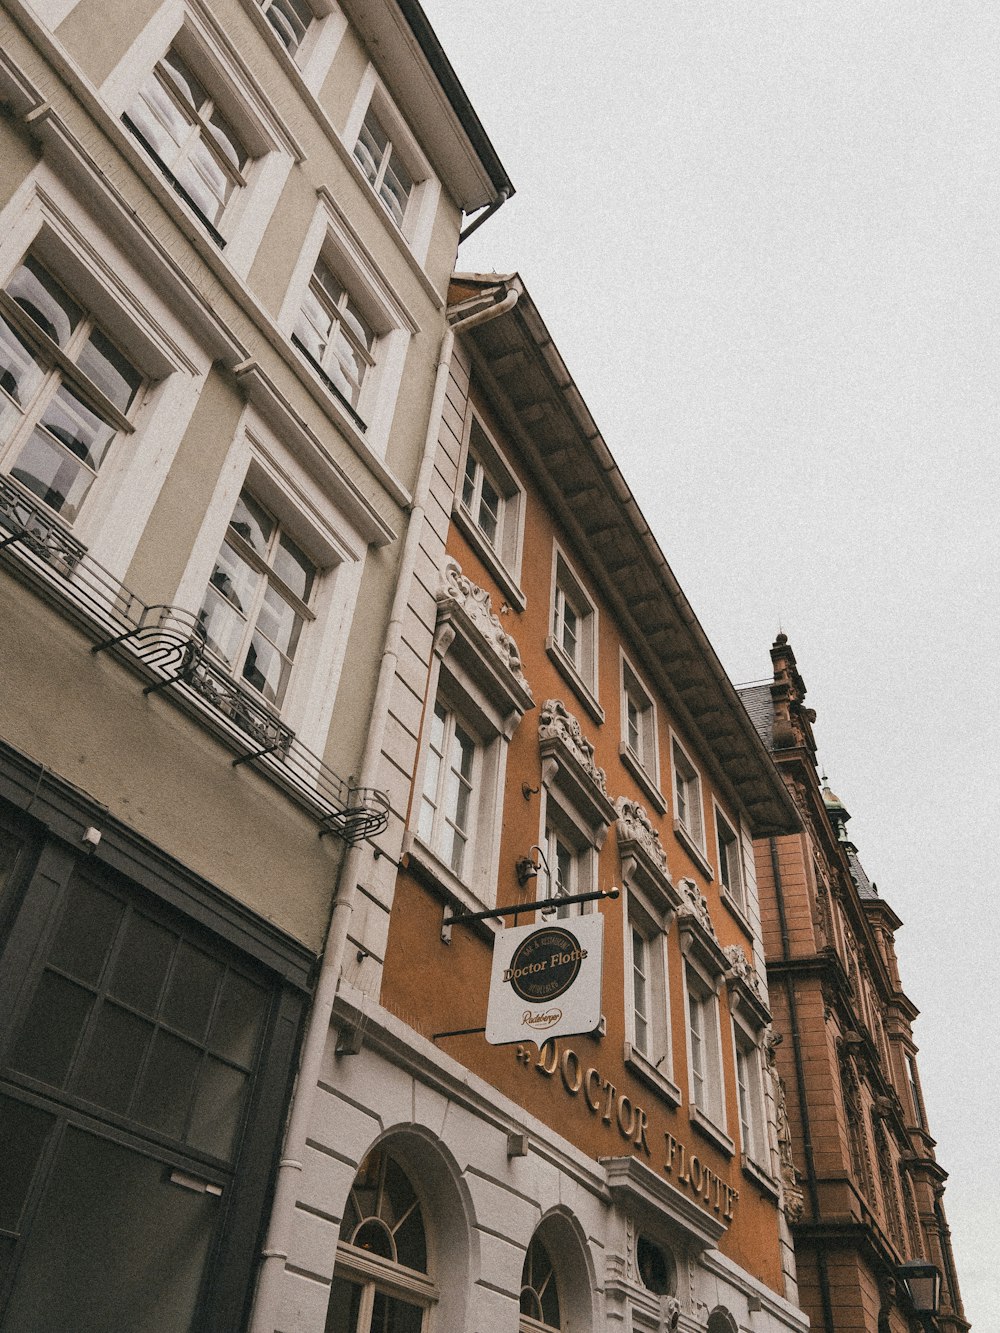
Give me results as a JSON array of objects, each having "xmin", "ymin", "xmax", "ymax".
[{"xmin": 382, "ymin": 383, "xmax": 788, "ymax": 1293}]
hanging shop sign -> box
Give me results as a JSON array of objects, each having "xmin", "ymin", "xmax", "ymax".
[{"xmin": 486, "ymin": 914, "xmax": 604, "ymax": 1047}]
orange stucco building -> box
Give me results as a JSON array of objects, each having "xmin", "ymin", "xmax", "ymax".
[{"xmin": 291, "ymin": 271, "xmax": 812, "ymax": 1333}]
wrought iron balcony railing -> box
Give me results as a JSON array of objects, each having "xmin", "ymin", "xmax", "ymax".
[{"xmin": 0, "ymin": 476, "xmax": 388, "ymax": 845}]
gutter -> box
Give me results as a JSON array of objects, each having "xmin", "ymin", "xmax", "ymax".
[{"xmin": 247, "ymin": 287, "xmax": 517, "ymax": 1332}]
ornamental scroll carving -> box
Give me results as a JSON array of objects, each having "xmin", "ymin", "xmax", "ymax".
[
  {"xmin": 615, "ymin": 797, "xmax": 669, "ymax": 877},
  {"xmin": 723, "ymin": 944, "xmax": 765, "ymax": 1001},
  {"xmin": 676, "ymin": 877, "xmax": 717, "ymax": 941},
  {"xmin": 538, "ymin": 699, "xmax": 608, "ymax": 796},
  {"xmin": 437, "ymin": 557, "xmax": 532, "ymax": 696}
]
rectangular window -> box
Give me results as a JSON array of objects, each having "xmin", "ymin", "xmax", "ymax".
[
  {"xmin": 620, "ymin": 657, "xmax": 660, "ymax": 793},
  {"xmin": 417, "ymin": 701, "xmax": 478, "ymax": 877},
  {"xmin": 548, "ymin": 549, "xmax": 599, "ymax": 716},
  {"xmin": 198, "ymin": 489, "xmax": 316, "ymax": 708},
  {"xmin": 0, "ymin": 256, "xmax": 143, "ymax": 523},
  {"xmin": 716, "ymin": 810, "xmax": 744, "ymax": 911},
  {"xmin": 686, "ymin": 967, "xmax": 723, "ymax": 1124},
  {"xmin": 453, "ymin": 411, "xmax": 525, "ymax": 602},
  {"xmin": 293, "ymin": 258, "xmax": 376, "ymax": 418},
  {"xmin": 125, "ymin": 49, "xmax": 250, "ymax": 237},
  {"xmin": 906, "ymin": 1053, "xmax": 926, "ymax": 1130},
  {"xmin": 354, "ymin": 106, "xmax": 414, "ymax": 230},
  {"xmin": 672, "ymin": 739, "xmax": 704, "ymax": 847},
  {"xmin": 631, "ymin": 927, "xmax": 650, "ymax": 1055},
  {"xmin": 258, "ymin": 0, "xmax": 315, "ymax": 56},
  {"xmin": 735, "ymin": 1034, "xmax": 766, "ymax": 1164}
]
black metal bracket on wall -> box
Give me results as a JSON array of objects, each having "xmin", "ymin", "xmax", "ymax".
[{"xmin": 440, "ymin": 886, "xmax": 618, "ymax": 945}]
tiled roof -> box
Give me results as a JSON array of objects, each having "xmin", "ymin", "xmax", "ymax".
[
  {"xmin": 737, "ymin": 683, "xmax": 774, "ymax": 751},
  {"xmin": 846, "ymin": 846, "xmax": 878, "ymax": 900}
]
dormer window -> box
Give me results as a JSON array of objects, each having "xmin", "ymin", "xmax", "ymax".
[{"xmin": 354, "ymin": 107, "xmax": 413, "ymax": 229}]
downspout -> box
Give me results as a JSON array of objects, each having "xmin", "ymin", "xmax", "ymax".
[
  {"xmin": 459, "ymin": 187, "xmax": 510, "ymax": 244},
  {"xmin": 770, "ymin": 835, "xmax": 837, "ymax": 1333},
  {"xmin": 248, "ymin": 287, "xmax": 517, "ymax": 1333}
]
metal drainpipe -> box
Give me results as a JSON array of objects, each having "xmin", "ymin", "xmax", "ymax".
[
  {"xmin": 459, "ymin": 187, "xmax": 510, "ymax": 244},
  {"xmin": 770, "ymin": 835, "xmax": 837, "ymax": 1333},
  {"xmin": 248, "ymin": 288, "xmax": 517, "ymax": 1333}
]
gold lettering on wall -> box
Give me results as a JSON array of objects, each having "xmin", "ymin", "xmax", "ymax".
[{"xmin": 515, "ymin": 1041, "xmax": 737, "ymax": 1222}]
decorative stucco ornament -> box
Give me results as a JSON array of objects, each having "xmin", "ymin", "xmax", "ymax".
[
  {"xmin": 438, "ymin": 557, "xmax": 531, "ymax": 695},
  {"xmin": 538, "ymin": 698, "xmax": 608, "ymax": 795},
  {"xmin": 614, "ymin": 797, "xmax": 669, "ymax": 876}
]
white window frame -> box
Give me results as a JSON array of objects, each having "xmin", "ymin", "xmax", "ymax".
[
  {"xmin": 684, "ymin": 960, "xmax": 727, "ymax": 1135},
  {"xmin": 408, "ymin": 563, "xmax": 532, "ymax": 917},
  {"xmin": 713, "ymin": 802, "xmax": 746, "ymax": 915},
  {"xmin": 279, "ymin": 195, "xmax": 415, "ymax": 458},
  {"xmin": 546, "ymin": 545, "xmax": 602, "ymax": 723},
  {"xmin": 103, "ymin": 0, "xmax": 298, "ymax": 275},
  {"xmin": 670, "ymin": 733, "xmax": 711, "ymax": 874},
  {"xmin": 625, "ymin": 898, "xmax": 677, "ymax": 1101},
  {"xmin": 239, "ymin": 0, "xmax": 346, "ymax": 96},
  {"xmin": 731, "ymin": 1019, "xmax": 768, "ymax": 1169},
  {"xmin": 619, "ymin": 653, "xmax": 664, "ymax": 811},
  {"xmin": 453, "ymin": 406, "xmax": 526, "ymax": 609},
  {"xmin": 540, "ymin": 792, "xmax": 598, "ymax": 921},
  {"xmin": 0, "ymin": 176, "xmax": 209, "ymax": 577},
  {"xmin": 342, "ymin": 66, "xmax": 442, "ymax": 266},
  {"xmin": 174, "ymin": 409, "xmax": 367, "ymax": 754},
  {"xmin": 415, "ymin": 692, "xmax": 484, "ymax": 884}
]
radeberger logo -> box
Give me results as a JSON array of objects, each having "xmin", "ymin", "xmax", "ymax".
[{"xmin": 502, "ymin": 927, "xmax": 587, "ymax": 1003}]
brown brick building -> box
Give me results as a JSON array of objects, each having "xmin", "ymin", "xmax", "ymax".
[{"xmin": 739, "ymin": 636, "xmax": 968, "ymax": 1333}]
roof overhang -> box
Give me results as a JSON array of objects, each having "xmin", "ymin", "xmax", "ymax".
[
  {"xmin": 338, "ymin": 0, "xmax": 513, "ymax": 212},
  {"xmin": 451, "ymin": 274, "xmax": 800, "ymax": 838}
]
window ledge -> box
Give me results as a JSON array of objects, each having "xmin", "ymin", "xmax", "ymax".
[
  {"xmin": 689, "ymin": 1105, "xmax": 735, "ymax": 1157},
  {"xmin": 719, "ymin": 885, "xmax": 754, "ymax": 937},
  {"xmin": 673, "ymin": 819, "xmax": 712, "ymax": 880},
  {"xmin": 624, "ymin": 1043, "xmax": 681, "ymax": 1106},
  {"xmin": 402, "ymin": 834, "xmax": 499, "ymax": 937},
  {"xmin": 741, "ymin": 1154, "xmax": 780, "ymax": 1200},
  {"xmin": 619, "ymin": 745, "xmax": 666, "ymax": 814},
  {"xmin": 451, "ymin": 503, "xmax": 527, "ymax": 612},
  {"xmin": 545, "ymin": 638, "xmax": 604, "ymax": 725}
]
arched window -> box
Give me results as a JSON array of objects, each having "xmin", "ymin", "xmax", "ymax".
[
  {"xmin": 707, "ymin": 1310, "xmax": 738, "ymax": 1333},
  {"xmin": 326, "ymin": 1148, "xmax": 436, "ymax": 1333},
  {"xmin": 519, "ymin": 1234, "xmax": 562, "ymax": 1331}
]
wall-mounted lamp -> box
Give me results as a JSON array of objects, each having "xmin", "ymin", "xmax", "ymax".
[
  {"xmin": 516, "ymin": 856, "xmax": 539, "ymax": 887},
  {"xmin": 898, "ymin": 1260, "xmax": 941, "ymax": 1329}
]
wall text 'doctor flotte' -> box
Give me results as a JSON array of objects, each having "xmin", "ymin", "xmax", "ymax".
[{"xmin": 514, "ymin": 1040, "xmax": 739, "ymax": 1223}]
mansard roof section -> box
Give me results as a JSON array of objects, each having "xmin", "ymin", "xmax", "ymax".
[
  {"xmin": 341, "ymin": 0, "xmax": 513, "ymax": 211},
  {"xmin": 736, "ymin": 682, "xmax": 774, "ymax": 751},
  {"xmin": 450, "ymin": 273, "xmax": 800, "ymax": 839}
]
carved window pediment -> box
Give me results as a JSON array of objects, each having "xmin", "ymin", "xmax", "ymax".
[
  {"xmin": 676, "ymin": 878, "xmax": 728, "ymax": 984},
  {"xmin": 723, "ymin": 943, "xmax": 771, "ymax": 1029},
  {"xmin": 434, "ymin": 558, "xmax": 533, "ymax": 738},
  {"xmin": 538, "ymin": 699, "xmax": 616, "ymax": 845},
  {"xmin": 615, "ymin": 797, "xmax": 681, "ymax": 917}
]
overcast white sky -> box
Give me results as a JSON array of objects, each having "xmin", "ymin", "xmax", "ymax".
[{"xmin": 421, "ymin": 1, "xmax": 999, "ymax": 1322}]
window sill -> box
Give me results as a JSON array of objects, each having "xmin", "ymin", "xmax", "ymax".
[
  {"xmin": 402, "ymin": 834, "xmax": 499, "ymax": 936},
  {"xmin": 451, "ymin": 502, "xmax": 526, "ymax": 612},
  {"xmin": 619, "ymin": 745, "xmax": 666, "ymax": 814},
  {"xmin": 689, "ymin": 1105, "xmax": 735, "ymax": 1157},
  {"xmin": 624, "ymin": 1043, "xmax": 681, "ymax": 1106},
  {"xmin": 719, "ymin": 885, "xmax": 754, "ymax": 937},
  {"xmin": 673, "ymin": 819, "xmax": 712, "ymax": 880},
  {"xmin": 545, "ymin": 638, "xmax": 604, "ymax": 725},
  {"xmin": 741, "ymin": 1154, "xmax": 780, "ymax": 1200}
]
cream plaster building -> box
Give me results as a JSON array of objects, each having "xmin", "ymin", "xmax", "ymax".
[{"xmin": 0, "ymin": 0, "xmax": 510, "ymax": 1328}]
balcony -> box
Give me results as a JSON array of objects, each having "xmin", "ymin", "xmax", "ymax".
[{"xmin": 0, "ymin": 476, "xmax": 388, "ymax": 845}]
